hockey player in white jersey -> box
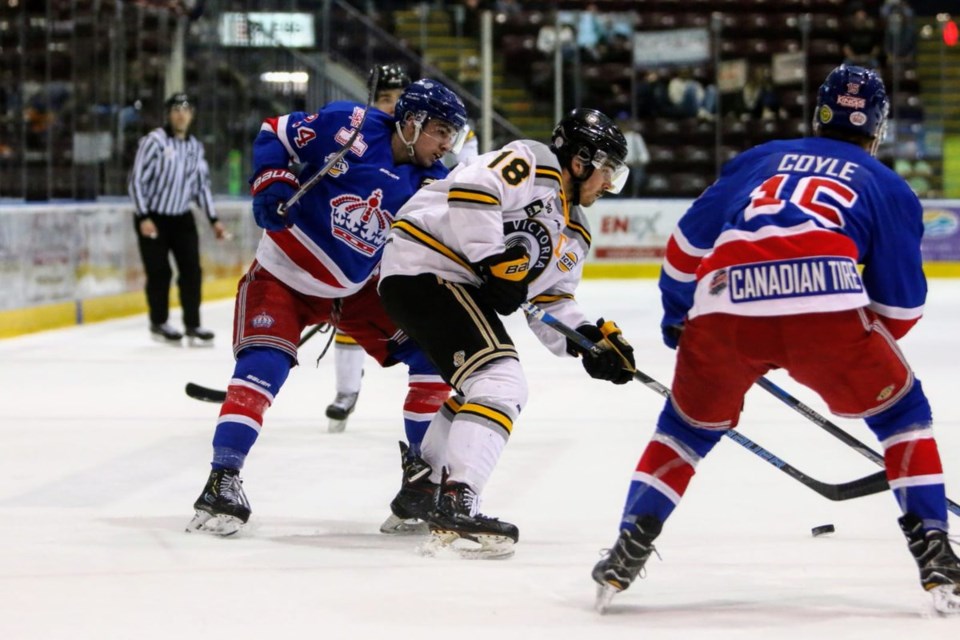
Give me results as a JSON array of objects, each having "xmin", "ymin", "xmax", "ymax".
[{"xmin": 378, "ymin": 108, "xmax": 638, "ymax": 557}]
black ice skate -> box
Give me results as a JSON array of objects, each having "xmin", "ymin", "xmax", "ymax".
[
  {"xmin": 899, "ymin": 513, "xmax": 960, "ymax": 614},
  {"xmin": 380, "ymin": 441, "xmax": 436, "ymax": 535},
  {"xmin": 150, "ymin": 323, "xmax": 183, "ymax": 344},
  {"xmin": 184, "ymin": 326, "xmax": 215, "ymax": 347},
  {"xmin": 421, "ymin": 470, "xmax": 519, "ymax": 559},
  {"xmin": 592, "ymin": 515, "xmax": 663, "ymax": 613},
  {"xmin": 325, "ymin": 391, "xmax": 359, "ymax": 433},
  {"xmin": 186, "ymin": 468, "xmax": 251, "ymax": 536}
]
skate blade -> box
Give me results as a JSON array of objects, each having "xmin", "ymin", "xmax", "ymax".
[
  {"xmin": 379, "ymin": 513, "xmax": 429, "ymax": 535},
  {"xmin": 185, "ymin": 511, "xmax": 244, "ymax": 537},
  {"xmin": 151, "ymin": 334, "xmax": 182, "ymax": 346},
  {"xmin": 186, "ymin": 337, "xmax": 215, "ymax": 348},
  {"xmin": 418, "ymin": 530, "xmax": 515, "ymax": 559},
  {"xmin": 595, "ymin": 583, "xmax": 620, "ymax": 614},
  {"xmin": 929, "ymin": 584, "xmax": 960, "ymax": 615},
  {"xmin": 327, "ymin": 417, "xmax": 348, "ymax": 433}
]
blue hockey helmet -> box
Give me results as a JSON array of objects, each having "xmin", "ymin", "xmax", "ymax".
[
  {"xmin": 813, "ymin": 64, "xmax": 889, "ymax": 142},
  {"xmin": 394, "ymin": 79, "xmax": 468, "ymax": 152}
]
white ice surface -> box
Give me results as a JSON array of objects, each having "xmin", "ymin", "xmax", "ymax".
[{"xmin": 2, "ymin": 280, "xmax": 959, "ymax": 639}]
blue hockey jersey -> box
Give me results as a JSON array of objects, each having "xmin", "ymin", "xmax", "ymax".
[
  {"xmin": 660, "ymin": 136, "xmax": 926, "ymax": 339},
  {"xmin": 251, "ymin": 102, "xmax": 448, "ymax": 298}
]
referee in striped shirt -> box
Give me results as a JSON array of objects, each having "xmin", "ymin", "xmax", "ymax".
[{"xmin": 129, "ymin": 92, "xmax": 228, "ymax": 345}]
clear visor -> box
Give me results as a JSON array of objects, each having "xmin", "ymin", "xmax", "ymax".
[
  {"xmin": 591, "ymin": 149, "xmax": 629, "ymax": 194},
  {"xmin": 413, "ymin": 113, "xmax": 467, "ymax": 154}
]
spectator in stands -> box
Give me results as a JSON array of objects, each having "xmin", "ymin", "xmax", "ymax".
[
  {"xmin": 618, "ymin": 117, "xmax": 649, "ymax": 198},
  {"xmin": 635, "ymin": 69, "xmax": 671, "ymax": 118},
  {"xmin": 881, "ymin": 0, "xmax": 917, "ymax": 65},
  {"xmin": 605, "ymin": 31, "xmax": 633, "ymax": 65},
  {"xmin": 461, "ymin": 0, "xmax": 490, "ymax": 39},
  {"xmin": 725, "ymin": 64, "xmax": 780, "ymax": 121},
  {"xmin": 536, "ymin": 12, "xmax": 577, "ymax": 62},
  {"xmin": 843, "ymin": 4, "xmax": 882, "ymax": 68},
  {"xmin": 667, "ymin": 68, "xmax": 717, "ymax": 120},
  {"xmin": 577, "ymin": 4, "xmax": 607, "ymax": 62}
]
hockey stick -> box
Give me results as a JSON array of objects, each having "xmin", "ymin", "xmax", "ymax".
[
  {"xmin": 520, "ymin": 302, "xmax": 890, "ymax": 501},
  {"xmin": 756, "ymin": 376, "xmax": 960, "ymax": 518},
  {"xmin": 185, "ymin": 324, "xmax": 327, "ymax": 403},
  {"xmin": 277, "ymin": 66, "xmax": 379, "ymax": 216}
]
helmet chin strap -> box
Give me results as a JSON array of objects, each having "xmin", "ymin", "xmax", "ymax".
[
  {"xmin": 568, "ymin": 156, "xmax": 594, "ymax": 206},
  {"xmin": 395, "ymin": 119, "xmax": 422, "ymax": 162}
]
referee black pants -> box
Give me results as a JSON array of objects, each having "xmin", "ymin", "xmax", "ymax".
[{"xmin": 135, "ymin": 213, "xmax": 203, "ymax": 328}]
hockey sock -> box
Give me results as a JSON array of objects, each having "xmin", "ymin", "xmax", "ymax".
[
  {"xmin": 620, "ymin": 401, "xmax": 724, "ymax": 527},
  {"xmin": 444, "ymin": 396, "xmax": 514, "ymax": 495},
  {"xmin": 211, "ymin": 347, "xmax": 291, "ymax": 470},
  {"xmin": 403, "ymin": 376, "xmax": 450, "ymax": 453},
  {"xmin": 421, "ymin": 396, "xmax": 461, "ymax": 483},
  {"xmin": 865, "ymin": 382, "xmax": 947, "ymax": 529},
  {"xmin": 333, "ymin": 334, "xmax": 364, "ymax": 394}
]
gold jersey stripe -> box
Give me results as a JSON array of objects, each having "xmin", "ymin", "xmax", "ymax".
[
  {"xmin": 448, "ymin": 188, "xmax": 500, "ymax": 206},
  {"xmin": 391, "ymin": 220, "xmax": 474, "ymax": 272},
  {"xmin": 530, "ymin": 293, "xmax": 574, "ymax": 305}
]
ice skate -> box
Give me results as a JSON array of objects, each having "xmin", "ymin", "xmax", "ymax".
[
  {"xmin": 420, "ymin": 470, "xmax": 518, "ymax": 559},
  {"xmin": 899, "ymin": 513, "xmax": 960, "ymax": 614},
  {"xmin": 592, "ymin": 515, "xmax": 662, "ymax": 613},
  {"xmin": 184, "ymin": 326, "xmax": 215, "ymax": 347},
  {"xmin": 380, "ymin": 441, "xmax": 434, "ymax": 535},
  {"xmin": 325, "ymin": 391, "xmax": 359, "ymax": 433},
  {"xmin": 150, "ymin": 323, "xmax": 183, "ymax": 344},
  {"xmin": 186, "ymin": 468, "xmax": 251, "ymax": 536}
]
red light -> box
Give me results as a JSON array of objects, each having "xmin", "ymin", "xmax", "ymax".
[{"xmin": 945, "ymin": 21, "xmax": 959, "ymax": 47}]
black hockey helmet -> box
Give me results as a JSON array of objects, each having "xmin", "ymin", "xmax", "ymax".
[
  {"xmin": 370, "ymin": 63, "xmax": 411, "ymax": 92},
  {"xmin": 164, "ymin": 92, "xmax": 194, "ymax": 110},
  {"xmin": 550, "ymin": 108, "xmax": 629, "ymax": 195}
]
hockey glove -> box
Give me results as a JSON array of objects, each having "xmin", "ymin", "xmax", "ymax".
[
  {"xmin": 569, "ymin": 318, "xmax": 636, "ymax": 385},
  {"xmin": 251, "ymin": 168, "xmax": 301, "ymax": 231},
  {"xmin": 662, "ymin": 323, "xmax": 684, "ymax": 350},
  {"xmin": 475, "ymin": 246, "xmax": 531, "ymax": 315}
]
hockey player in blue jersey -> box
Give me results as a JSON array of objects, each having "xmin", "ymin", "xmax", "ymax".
[
  {"xmin": 186, "ymin": 79, "xmax": 468, "ymax": 537},
  {"xmin": 592, "ymin": 65, "xmax": 960, "ymax": 614}
]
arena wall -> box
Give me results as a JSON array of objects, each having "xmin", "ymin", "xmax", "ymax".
[{"xmin": 1, "ymin": 198, "xmax": 958, "ymax": 338}]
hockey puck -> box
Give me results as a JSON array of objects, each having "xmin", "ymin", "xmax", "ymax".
[{"xmin": 811, "ymin": 524, "xmax": 836, "ymax": 537}]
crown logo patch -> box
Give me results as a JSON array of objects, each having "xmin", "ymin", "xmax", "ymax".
[{"xmin": 330, "ymin": 189, "xmax": 392, "ymax": 256}]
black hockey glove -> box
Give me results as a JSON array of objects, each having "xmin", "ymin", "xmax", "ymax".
[
  {"xmin": 662, "ymin": 323, "xmax": 684, "ymax": 350},
  {"xmin": 568, "ymin": 318, "xmax": 636, "ymax": 385},
  {"xmin": 475, "ymin": 246, "xmax": 530, "ymax": 315},
  {"xmin": 251, "ymin": 168, "xmax": 302, "ymax": 231}
]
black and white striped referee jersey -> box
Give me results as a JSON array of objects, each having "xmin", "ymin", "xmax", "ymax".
[{"xmin": 128, "ymin": 126, "xmax": 218, "ymax": 222}]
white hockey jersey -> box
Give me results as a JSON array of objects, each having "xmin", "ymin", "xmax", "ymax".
[{"xmin": 380, "ymin": 139, "xmax": 593, "ymax": 355}]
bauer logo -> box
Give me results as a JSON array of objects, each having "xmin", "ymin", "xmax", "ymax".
[{"xmin": 251, "ymin": 312, "xmax": 275, "ymax": 329}]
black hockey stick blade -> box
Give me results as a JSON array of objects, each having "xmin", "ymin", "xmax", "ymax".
[
  {"xmin": 724, "ymin": 429, "xmax": 889, "ymax": 501},
  {"xmin": 185, "ymin": 382, "xmax": 226, "ymax": 404},
  {"xmin": 757, "ymin": 376, "xmax": 960, "ymax": 518},
  {"xmin": 521, "ymin": 301, "xmax": 890, "ymax": 502},
  {"xmin": 184, "ymin": 324, "xmax": 327, "ymax": 404}
]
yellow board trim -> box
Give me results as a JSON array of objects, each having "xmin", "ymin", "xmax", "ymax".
[
  {"xmin": 0, "ymin": 275, "xmax": 241, "ymax": 339},
  {"xmin": 582, "ymin": 262, "xmax": 960, "ymax": 279}
]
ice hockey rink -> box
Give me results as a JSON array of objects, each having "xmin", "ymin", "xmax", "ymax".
[{"xmin": 2, "ymin": 279, "xmax": 958, "ymax": 639}]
